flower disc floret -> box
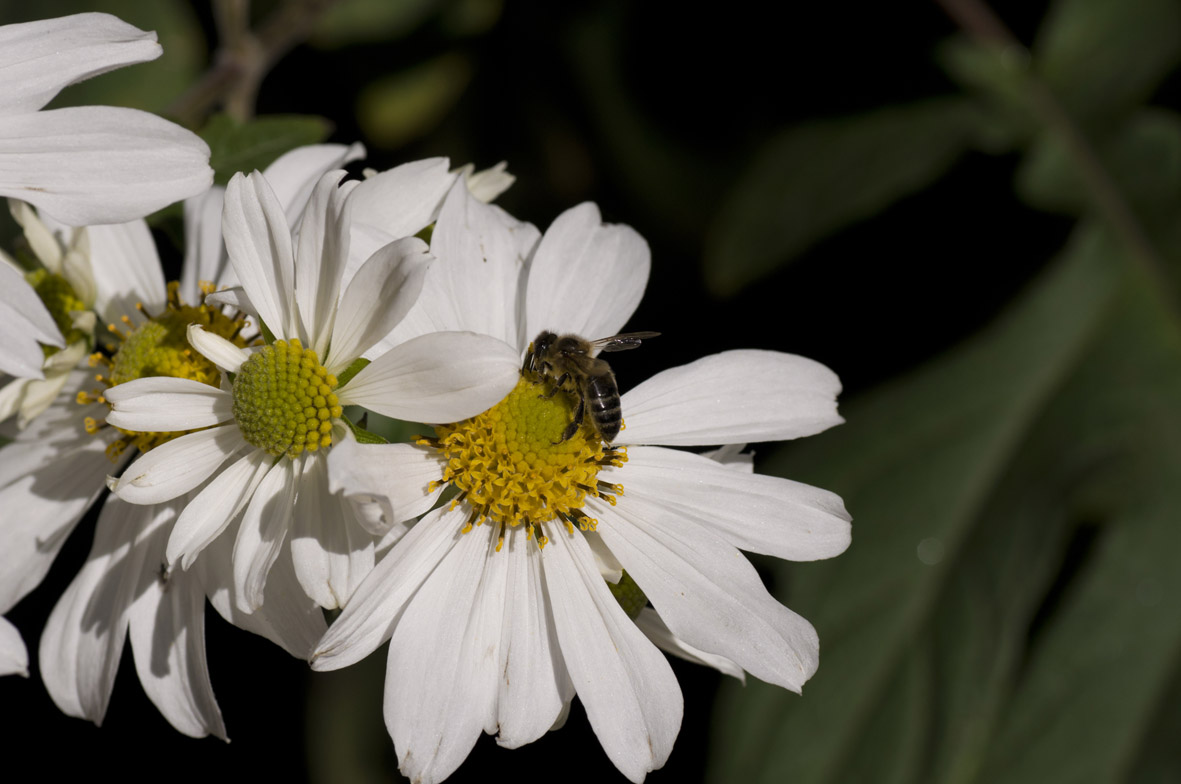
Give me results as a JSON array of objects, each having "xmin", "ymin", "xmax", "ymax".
[
  {"xmin": 426, "ymin": 376, "xmax": 627, "ymax": 549},
  {"xmin": 232, "ymin": 338, "xmax": 342, "ymax": 459}
]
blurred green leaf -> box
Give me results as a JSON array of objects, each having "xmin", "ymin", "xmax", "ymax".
[
  {"xmin": 1016, "ymin": 109, "xmax": 1181, "ymax": 217},
  {"xmin": 703, "ymin": 99, "xmax": 977, "ymax": 297},
  {"xmin": 355, "ymin": 53, "xmax": 471, "ymax": 150},
  {"xmin": 14, "ymin": 0, "xmax": 204, "ymax": 114},
  {"xmin": 310, "ymin": 0, "xmax": 441, "ymax": 48},
  {"xmin": 710, "ymin": 220, "xmax": 1181, "ymax": 782},
  {"xmin": 1035, "ymin": 0, "xmax": 1181, "ymax": 125},
  {"xmin": 936, "ymin": 37, "xmax": 1035, "ymax": 152},
  {"xmin": 200, "ymin": 114, "xmax": 333, "ymax": 185}
]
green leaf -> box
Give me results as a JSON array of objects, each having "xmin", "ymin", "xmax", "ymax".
[
  {"xmin": 1035, "ymin": 0, "xmax": 1181, "ymax": 124},
  {"xmin": 335, "ymin": 357, "xmax": 371, "ymax": 388},
  {"xmin": 355, "ymin": 54, "xmax": 471, "ymax": 150},
  {"xmin": 200, "ymin": 114, "xmax": 333, "ymax": 185},
  {"xmin": 710, "ymin": 219, "xmax": 1181, "ymax": 782},
  {"xmin": 310, "ymin": 0, "xmax": 442, "ymax": 48},
  {"xmin": 342, "ymin": 415, "xmax": 389, "ymax": 446},
  {"xmin": 703, "ymin": 99, "xmax": 977, "ymax": 297}
]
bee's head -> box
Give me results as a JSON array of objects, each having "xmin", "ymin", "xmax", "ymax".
[{"xmin": 526, "ymin": 330, "xmax": 558, "ymax": 373}]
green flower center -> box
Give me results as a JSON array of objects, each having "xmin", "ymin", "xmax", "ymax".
[
  {"xmin": 422, "ymin": 376, "xmax": 626, "ymax": 550},
  {"xmin": 83, "ymin": 281, "xmax": 253, "ymax": 460},
  {"xmin": 232, "ymin": 338, "xmax": 342, "ymax": 458},
  {"xmin": 26, "ymin": 268, "xmax": 88, "ymax": 353}
]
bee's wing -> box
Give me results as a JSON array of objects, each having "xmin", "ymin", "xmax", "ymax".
[{"xmin": 593, "ymin": 331, "xmax": 661, "ymax": 353}]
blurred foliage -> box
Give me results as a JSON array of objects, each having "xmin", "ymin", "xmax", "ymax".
[
  {"xmin": 200, "ymin": 113, "xmax": 333, "ymax": 184},
  {"xmin": 356, "ymin": 53, "xmax": 471, "ymax": 150},
  {"xmin": 711, "ymin": 0, "xmax": 1181, "ymax": 781}
]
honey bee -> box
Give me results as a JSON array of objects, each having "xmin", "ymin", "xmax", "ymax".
[{"xmin": 525, "ymin": 330, "xmax": 660, "ymax": 443}]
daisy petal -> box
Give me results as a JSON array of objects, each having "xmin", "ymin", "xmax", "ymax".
[
  {"xmin": 188, "ymin": 323, "xmax": 250, "ymax": 374},
  {"xmin": 594, "ymin": 494, "xmax": 819, "ymax": 693},
  {"xmin": 386, "ymin": 523, "xmax": 501, "ymax": 784},
  {"xmin": 496, "ymin": 535, "xmax": 572, "ymax": 748},
  {"xmin": 620, "ymin": 350, "xmax": 843, "ymax": 446},
  {"xmin": 542, "ymin": 529, "xmax": 682, "ymax": 783},
  {"xmin": 524, "ymin": 202, "xmax": 650, "ymax": 342},
  {"xmin": 326, "ymin": 435, "xmax": 444, "ymax": 530},
  {"xmin": 105, "ymin": 376, "xmax": 232, "ymax": 432},
  {"xmin": 634, "ymin": 608, "xmax": 745, "ymax": 683},
  {"xmin": 289, "ymin": 455, "xmax": 375, "ymax": 610},
  {"xmin": 340, "ymin": 331, "xmax": 520, "ymax": 424},
  {"xmin": 294, "ymin": 170, "xmax": 352, "ymax": 354},
  {"xmin": 200, "ymin": 517, "xmax": 327, "ymax": 659},
  {"xmin": 88, "ymin": 219, "xmax": 166, "ymax": 327},
  {"xmin": 232, "ymin": 458, "xmax": 297, "ymax": 612},
  {"xmin": 348, "ymin": 157, "xmax": 452, "ymax": 259},
  {"xmin": 0, "ymin": 106, "xmax": 212, "ymax": 226},
  {"xmin": 0, "ymin": 616, "xmax": 26, "ymax": 677},
  {"xmin": 114, "ymin": 426, "xmax": 248, "ymax": 505},
  {"xmin": 0, "ymin": 262, "xmax": 62, "ymax": 377},
  {"xmin": 168, "ymin": 449, "xmax": 271, "ymax": 569},
  {"xmin": 222, "ymin": 171, "xmax": 296, "ymax": 339},
  {"xmin": 615, "ymin": 446, "xmax": 851, "ymax": 561},
  {"xmin": 129, "ymin": 562, "xmax": 227, "ymax": 740},
  {"xmin": 180, "ymin": 185, "xmax": 227, "ymax": 304},
  {"xmin": 39, "ymin": 496, "xmax": 154, "ymax": 724},
  {"xmin": 266, "ymin": 142, "xmax": 365, "ymax": 228},
  {"xmin": 311, "ymin": 505, "xmax": 465, "ymax": 671},
  {"xmin": 325, "ymin": 236, "xmax": 431, "ymax": 373},
  {"xmin": 0, "ymin": 13, "xmax": 160, "ymax": 114}
]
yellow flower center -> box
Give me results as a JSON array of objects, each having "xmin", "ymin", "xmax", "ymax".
[
  {"xmin": 26, "ymin": 268, "xmax": 88, "ymax": 354},
  {"xmin": 232, "ymin": 338, "xmax": 342, "ymax": 459},
  {"xmin": 82, "ymin": 282, "xmax": 252, "ymax": 460},
  {"xmin": 422, "ymin": 376, "xmax": 626, "ymax": 551}
]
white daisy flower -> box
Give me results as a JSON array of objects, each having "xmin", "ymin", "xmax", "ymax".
[
  {"xmin": 0, "ymin": 145, "xmax": 359, "ymax": 735},
  {"xmin": 0, "ymin": 259, "xmax": 64, "ymax": 382},
  {"xmin": 108, "ymin": 167, "xmax": 522, "ymax": 616},
  {"xmin": 0, "ymin": 13, "xmax": 211, "ymax": 226},
  {"xmin": 315, "ymin": 182, "xmax": 852, "ymax": 783}
]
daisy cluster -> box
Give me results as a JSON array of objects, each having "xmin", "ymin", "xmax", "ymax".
[{"xmin": 0, "ymin": 12, "xmax": 851, "ymax": 784}]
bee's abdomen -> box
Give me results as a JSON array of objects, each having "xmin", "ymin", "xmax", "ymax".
[{"xmin": 586, "ymin": 373, "xmax": 622, "ymax": 442}]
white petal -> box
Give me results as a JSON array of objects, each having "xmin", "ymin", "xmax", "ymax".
[
  {"xmin": 340, "ymin": 331, "xmax": 520, "ymax": 423},
  {"xmin": 460, "ymin": 160, "xmax": 515, "ymax": 203},
  {"xmin": 168, "ymin": 449, "xmax": 271, "ymax": 569},
  {"xmin": 11, "ymin": 340, "xmax": 87, "ymax": 428},
  {"xmin": 0, "ymin": 429, "xmax": 119, "ymax": 611},
  {"xmin": 180, "ymin": 185, "xmax": 227, "ymax": 303},
  {"xmin": 326, "ymin": 437, "xmax": 444, "ymax": 531},
  {"xmin": 0, "ymin": 616, "xmax": 27, "ymax": 677},
  {"xmin": 200, "ymin": 518, "xmax": 326, "ymax": 659},
  {"xmin": 0, "ymin": 263, "xmax": 61, "ymax": 378},
  {"xmin": 311, "ymin": 505, "xmax": 465, "ymax": 671},
  {"xmin": 542, "ymin": 530, "xmax": 682, "ymax": 782},
  {"xmin": 325, "ymin": 236, "xmax": 431, "ymax": 372},
  {"xmin": 347, "ymin": 157, "xmax": 452, "ymax": 264},
  {"xmin": 634, "ymin": 608, "xmax": 745, "ymax": 683},
  {"xmin": 0, "ymin": 106, "xmax": 211, "ymax": 226},
  {"xmin": 129, "ymin": 558, "xmax": 227, "ymax": 739},
  {"xmin": 88, "ymin": 219, "xmax": 166, "ymax": 327},
  {"xmin": 294, "ymin": 170, "xmax": 352, "ymax": 353},
  {"xmin": 204, "ymin": 284, "xmax": 252, "ymax": 314},
  {"xmin": 0, "ymin": 13, "xmax": 160, "ymax": 114},
  {"xmin": 594, "ymin": 495, "xmax": 819, "ymax": 693},
  {"xmin": 222, "ymin": 171, "xmax": 296, "ymax": 338},
  {"xmin": 386, "ymin": 523, "xmax": 500, "ymax": 784},
  {"xmin": 620, "ymin": 350, "xmax": 843, "ymax": 446},
  {"xmin": 188, "ymin": 323, "xmax": 249, "ymax": 374},
  {"xmin": 289, "ymin": 454, "xmax": 375, "ymax": 610},
  {"xmin": 495, "ymin": 531, "xmax": 572, "ymax": 748},
  {"xmin": 266, "ymin": 142, "xmax": 366, "ymax": 227},
  {"xmin": 524, "ymin": 202, "xmax": 650, "ymax": 343},
  {"xmin": 114, "ymin": 425, "xmax": 248, "ymax": 505},
  {"xmin": 232, "ymin": 458, "xmax": 297, "ymax": 612},
  {"xmin": 614, "ymin": 446, "xmax": 851, "ymax": 561},
  {"xmin": 39, "ymin": 496, "xmax": 157, "ymax": 723},
  {"xmin": 105, "ymin": 376, "xmax": 232, "ymax": 432}
]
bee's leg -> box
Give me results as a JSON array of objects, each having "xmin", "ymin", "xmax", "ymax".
[
  {"xmin": 540, "ymin": 372, "xmax": 570, "ymax": 400},
  {"xmin": 557, "ymin": 398, "xmax": 584, "ymax": 443}
]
